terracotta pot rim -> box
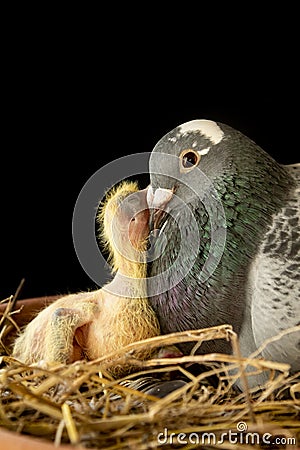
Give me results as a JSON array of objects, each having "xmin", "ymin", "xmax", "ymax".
[{"xmin": 0, "ymin": 427, "xmax": 75, "ymax": 450}]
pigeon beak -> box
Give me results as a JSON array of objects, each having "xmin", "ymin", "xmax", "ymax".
[{"xmin": 147, "ymin": 186, "xmax": 173, "ymax": 233}]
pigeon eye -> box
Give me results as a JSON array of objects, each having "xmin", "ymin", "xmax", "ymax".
[{"xmin": 180, "ymin": 149, "xmax": 200, "ymax": 172}]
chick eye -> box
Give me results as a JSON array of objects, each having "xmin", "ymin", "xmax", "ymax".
[{"xmin": 180, "ymin": 149, "xmax": 200, "ymax": 172}]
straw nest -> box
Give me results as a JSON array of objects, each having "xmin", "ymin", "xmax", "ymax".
[{"xmin": 0, "ymin": 293, "xmax": 299, "ymax": 450}]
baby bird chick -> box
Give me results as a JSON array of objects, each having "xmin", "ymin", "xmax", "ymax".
[{"xmin": 12, "ymin": 181, "xmax": 165, "ymax": 375}]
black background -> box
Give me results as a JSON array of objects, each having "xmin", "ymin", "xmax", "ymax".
[{"xmin": 1, "ymin": 22, "xmax": 298, "ymax": 301}]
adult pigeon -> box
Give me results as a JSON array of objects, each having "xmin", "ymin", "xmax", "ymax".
[{"xmin": 147, "ymin": 119, "xmax": 300, "ymax": 387}]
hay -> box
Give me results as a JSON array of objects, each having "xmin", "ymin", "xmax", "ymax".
[{"xmin": 0, "ymin": 295, "xmax": 299, "ymax": 449}]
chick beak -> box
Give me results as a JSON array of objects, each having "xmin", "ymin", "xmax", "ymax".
[{"xmin": 147, "ymin": 186, "xmax": 173, "ymax": 234}]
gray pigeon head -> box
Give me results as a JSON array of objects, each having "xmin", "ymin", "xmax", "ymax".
[
  {"xmin": 149, "ymin": 119, "xmax": 284, "ymax": 205},
  {"xmin": 148, "ymin": 119, "xmax": 292, "ymax": 244}
]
